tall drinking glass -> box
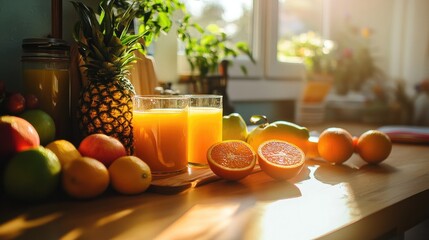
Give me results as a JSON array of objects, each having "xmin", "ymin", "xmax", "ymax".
[
  {"xmin": 133, "ymin": 95, "xmax": 190, "ymax": 175},
  {"xmin": 188, "ymin": 95, "xmax": 223, "ymax": 166}
]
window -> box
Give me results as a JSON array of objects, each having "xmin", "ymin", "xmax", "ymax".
[
  {"xmin": 175, "ymin": 0, "xmax": 328, "ymax": 79},
  {"xmin": 266, "ymin": 0, "xmax": 329, "ymax": 79},
  {"xmin": 178, "ymin": 0, "xmax": 259, "ymax": 78},
  {"xmin": 277, "ymin": 0, "xmax": 325, "ymax": 62},
  {"xmin": 182, "ymin": 0, "xmax": 253, "ymax": 46}
]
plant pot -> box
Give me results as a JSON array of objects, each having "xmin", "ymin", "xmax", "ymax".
[{"xmin": 193, "ymin": 75, "xmax": 234, "ymax": 115}]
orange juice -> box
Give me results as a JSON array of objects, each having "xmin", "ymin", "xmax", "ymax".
[
  {"xmin": 22, "ymin": 38, "xmax": 71, "ymax": 141},
  {"xmin": 188, "ymin": 107, "xmax": 222, "ymax": 165},
  {"xmin": 23, "ymin": 69, "xmax": 71, "ymax": 140},
  {"xmin": 133, "ymin": 109, "xmax": 188, "ymax": 174}
]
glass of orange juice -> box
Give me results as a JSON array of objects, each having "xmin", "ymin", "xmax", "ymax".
[
  {"xmin": 133, "ymin": 95, "xmax": 190, "ymax": 175},
  {"xmin": 188, "ymin": 95, "xmax": 223, "ymax": 166}
]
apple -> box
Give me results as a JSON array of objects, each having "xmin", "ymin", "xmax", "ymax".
[
  {"xmin": 78, "ymin": 133, "xmax": 127, "ymax": 167},
  {"xmin": 6, "ymin": 92, "xmax": 26, "ymax": 115},
  {"xmin": 25, "ymin": 94, "xmax": 39, "ymax": 109},
  {"xmin": 222, "ymin": 113, "xmax": 248, "ymax": 141},
  {"xmin": 0, "ymin": 115, "xmax": 40, "ymax": 159}
]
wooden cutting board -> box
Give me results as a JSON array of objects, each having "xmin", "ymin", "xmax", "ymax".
[{"xmin": 149, "ymin": 166, "xmax": 262, "ymax": 194}]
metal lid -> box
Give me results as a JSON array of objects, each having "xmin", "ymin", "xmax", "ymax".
[{"xmin": 22, "ymin": 38, "xmax": 70, "ymax": 60}]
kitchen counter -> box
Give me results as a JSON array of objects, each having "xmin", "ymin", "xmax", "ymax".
[{"xmin": 1, "ymin": 123, "xmax": 428, "ymax": 239}]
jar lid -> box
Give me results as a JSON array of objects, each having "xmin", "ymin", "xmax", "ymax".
[{"xmin": 22, "ymin": 38, "xmax": 70, "ymax": 60}]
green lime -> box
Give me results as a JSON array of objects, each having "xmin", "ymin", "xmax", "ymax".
[
  {"xmin": 20, "ymin": 109, "xmax": 56, "ymax": 146},
  {"xmin": 3, "ymin": 146, "xmax": 61, "ymax": 202}
]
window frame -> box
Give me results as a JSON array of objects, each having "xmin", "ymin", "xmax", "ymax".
[
  {"xmin": 229, "ymin": 0, "xmax": 308, "ymax": 80},
  {"xmin": 177, "ymin": 0, "xmax": 331, "ymax": 81}
]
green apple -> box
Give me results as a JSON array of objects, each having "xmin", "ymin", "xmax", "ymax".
[{"xmin": 222, "ymin": 113, "xmax": 248, "ymax": 141}]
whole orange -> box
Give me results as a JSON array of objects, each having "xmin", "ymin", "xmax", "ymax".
[
  {"xmin": 78, "ymin": 134, "xmax": 127, "ymax": 167},
  {"xmin": 108, "ymin": 156, "xmax": 152, "ymax": 195},
  {"xmin": 62, "ymin": 156, "xmax": 110, "ymax": 199},
  {"xmin": 357, "ymin": 130, "xmax": 392, "ymax": 164},
  {"xmin": 305, "ymin": 136, "xmax": 320, "ymax": 159},
  {"xmin": 317, "ymin": 128, "xmax": 354, "ymax": 164}
]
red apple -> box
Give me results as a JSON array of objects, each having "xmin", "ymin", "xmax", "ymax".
[
  {"xmin": 25, "ymin": 94, "xmax": 39, "ymax": 109},
  {"xmin": 78, "ymin": 133, "xmax": 126, "ymax": 167},
  {"xmin": 6, "ymin": 92, "xmax": 26, "ymax": 115},
  {"xmin": 0, "ymin": 115, "xmax": 40, "ymax": 159}
]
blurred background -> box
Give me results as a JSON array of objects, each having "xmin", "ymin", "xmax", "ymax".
[{"xmin": 1, "ymin": 0, "xmax": 428, "ymax": 125}]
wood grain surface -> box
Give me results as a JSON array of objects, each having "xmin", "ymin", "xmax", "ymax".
[{"xmin": 1, "ymin": 123, "xmax": 428, "ymax": 240}]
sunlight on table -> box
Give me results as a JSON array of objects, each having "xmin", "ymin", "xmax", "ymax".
[
  {"xmin": 155, "ymin": 203, "xmax": 241, "ymax": 240},
  {"xmin": 252, "ymin": 165, "xmax": 362, "ymax": 239}
]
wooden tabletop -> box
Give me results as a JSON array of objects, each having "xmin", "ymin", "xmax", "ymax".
[{"xmin": 1, "ymin": 123, "xmax": 428, "ymax": 240}]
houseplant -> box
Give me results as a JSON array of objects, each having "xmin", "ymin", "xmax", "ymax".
[
  {"xmin": 177, "ymin": 15, "xmax": 254, "ymax": 94},
  {"xmin": 333, "ymin": 24, "xmax": 384, "ymax": 95},
  {"xmin": 72, "ymin": 0, "xmax": 145, "ymax": 154},
  {"xmin": 113, "ymin": 0, "xmax": 186, "ymax": 51},
  {"xmin": 278, "ymin": 31, "xmax": 335, "ymax": 77},
  {"xmin": 279, "ymin": 31, "xmax": 335, "ymax": 103}
]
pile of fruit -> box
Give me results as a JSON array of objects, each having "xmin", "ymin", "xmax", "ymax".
[
  {"xmin": 0, "ymin": 80, "xmax": 56, "ymax": 145},
  {"xmin": 217, "ymin": 113, "xmax": 392, "ymax": 181},
  {"xmin": 0, "ymin": 114, "xmax": 152, "ymax": 202},
  {"xmin": 1, "ymin": 103, "xmax": 392, "ymax": 203},
  {"xmin": 0, "ymin": 80, "xmax": 39, "ymax": 116}
]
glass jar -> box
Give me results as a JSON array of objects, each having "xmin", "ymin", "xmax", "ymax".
[{"xmin": 22, "ymin": 38, "xmax": 71, "ymax": 141}]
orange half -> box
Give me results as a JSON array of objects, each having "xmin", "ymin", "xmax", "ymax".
[
  {"xmin": 207, "ymin": 140, "xmax": 256, "ymax": 181},
  {"xmin": 257, "ymin": 140, "xmax": 305, "ymax": 180}
]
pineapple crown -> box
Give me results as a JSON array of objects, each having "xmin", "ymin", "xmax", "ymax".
[{"xmin": 72, "ymin": 0, "xmax": 145, "ymax": 82}]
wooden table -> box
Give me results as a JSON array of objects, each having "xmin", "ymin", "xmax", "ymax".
[{"xmin": 1, "ymin": 123, "xmax": 428, "ymax": 239}]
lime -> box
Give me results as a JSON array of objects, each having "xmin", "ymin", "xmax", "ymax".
[
  {"xmin": 3, "ymin": 147, "xmax": 61, "ymax": 201},
  {"xmin": 20, "ymin": 109, "xmax": 56, "ymax": 145}
]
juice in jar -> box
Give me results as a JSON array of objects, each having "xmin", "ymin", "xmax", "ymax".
[
  {"xmin": 22, "ymin": 38, "xmax": 71, "ymax": 141},
  {"xmin": 188, "ymin": 107, "xmax": 222, "ymax": 165},
  {"xmin": 133, "ymin": 108, "xmax": 188, "ymax": 174},
  {"xmin": 23, "ymin": 68, "xmax": 71, "ymax": 140}
]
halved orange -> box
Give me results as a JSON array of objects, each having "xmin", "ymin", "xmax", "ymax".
[
  {"xmin": 257, "ymin": 140, "xmax": 305, "ymax": 180},
  {"xmin": 207, "ymin": 140, "xmax": 256, "ymax": 181}
]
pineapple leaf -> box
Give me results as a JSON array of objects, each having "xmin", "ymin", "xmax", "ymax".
[
  {"xmin": 99, "ymin": 0, "xmax": 114, "ymax": 43},
  {"xmin": 72, "ymin": 0, "xmax": 146, "ymax": 82},
  {"xmin": 117, "ymin": 3, "xmax": 138, "ymax": 40}
]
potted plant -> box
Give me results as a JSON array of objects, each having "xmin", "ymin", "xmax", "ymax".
[
  {"xmin": 278, "ymin": 31, "xmax": 335, "ymax": 77},
  {"xmin": 177, "ymin": 15, "xmax": 254, "ymax": 94},
  {"xmin": 279, "ymin": 31, "xmax": 335, "ymax": 103}
]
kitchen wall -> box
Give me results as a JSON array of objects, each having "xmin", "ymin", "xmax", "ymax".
[
  {"xmin": 328, "ymin": 0, "xmax": 429, "ymax": 93},
  {"xmin": 0, "ymin": 0, "xmax": 96, "ymax": 91}
]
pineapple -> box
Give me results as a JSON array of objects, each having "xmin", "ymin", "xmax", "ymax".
[{"xmin": 72, "ymin": 0, "xmax": 144, "ymax": 154}]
